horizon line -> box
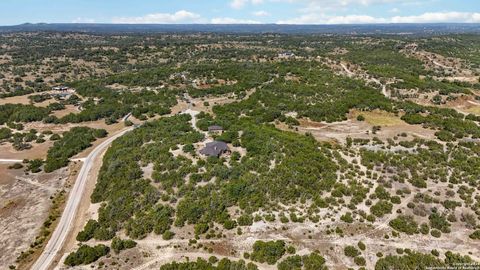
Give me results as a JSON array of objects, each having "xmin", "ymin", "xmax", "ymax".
[{"xmin": 2, "ymin": 22, "xmax": 480, "ymax": 27}]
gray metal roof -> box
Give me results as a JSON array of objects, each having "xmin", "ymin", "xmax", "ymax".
[
  {"xmin": 200, "ymin": 141, "xmax": 229, "ymax": 157},
  {"xmin": 208, "ymin": 125, "xmax": 223, "ymax": 131}
]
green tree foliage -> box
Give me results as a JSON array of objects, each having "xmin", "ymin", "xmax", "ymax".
[
  {"xmin": 0, "ymin": 104, "xmax": 50, "ymax": 124},
  {"xmin": 250, "ymin": 240, "xmax": 286, "ymax": 265},
  {"xmin": 159, "ymin": 258, "xmax": 258, "ymax": 270},
  {"xmin": 429, "ymin": 212, "xmax": 451, "ymax": 233},
  {"xmin": 375, "ymin": 251, "xmax": 475, "ymax": 270},
  {"xmin": 26, "ymin": 159, "xmax": 44, "ymax": 173},
  {"xmin": 111, "ymin": 237, "xmax": 137, "ymax": 254},
  {"xmin": 64, "ymin": 244, "xmax": 109, "ymax": 266},
  {"xmin": 340, "ymin": 212, "xmax": 354, "ymax": 223},
  {"xmin": 469, "ymin": 230, "xmax": 480, "ymax": 240},
  {"xmin": 389, "ymin": 215, "xmax": 419, "ymax": 235},
  {"xmin": 278, "ymin": 252, "xmax": 328, "ymax": 270},
  {"xmin": 370, "ymin": 200, "xmax": 393, "ymax": 217},
  {"xmin": 76, "ymin": 219, "xmax": 99, "ymax": 242},
  {"xmin": 87, "ymin": 115, "xmax": 202, "ymax": 240},
  {"xmin": 344, "ymin": 246, "xmax": 361, "ymax": 257},
  {"xmin": 44, "ymin": 127, "xmax": 107, "ymax": 172},
  {"xmin": 0, "ymin": 127, "xmax": 12, "ymax": 140}
]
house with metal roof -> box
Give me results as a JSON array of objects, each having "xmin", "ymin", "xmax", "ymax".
[{"xmin": 200, "ymin": 141, "xmax": 230, "ymax": 157}]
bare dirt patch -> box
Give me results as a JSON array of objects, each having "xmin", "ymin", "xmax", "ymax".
[
  {"xmin": 0, "ymin": 140, "xmax": 54, "ymax": 160},
  {"xmin": 278, "ymin": 110, "xmax": 436, "ymax": 144},
  {"xmin": 51, "ymin": 105, "xmax": 80, "ymax": 118},
  {"xmin": 0, "ymin": 164, "xmax": 71, "ymax": 269}
]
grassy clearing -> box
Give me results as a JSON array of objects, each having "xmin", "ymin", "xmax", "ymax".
[
  {"xmin": 351, "ymin": 109, "xmax": 404, "ymax": 126},
  {"xmin": 465, "ymin": 106, "xmax": 480, "ymax": 115}
]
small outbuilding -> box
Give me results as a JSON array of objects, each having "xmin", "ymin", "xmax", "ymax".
[
  {"xmin": 278, "ymin": 51, "xmax": 295, "ymax": 58},
  {"xmin": 52, "ymin": 86, "xmax": 69, "ymax": 91},
  {"xmin": 208, "ymin": 125, "xmax": 224, "ymax": 133},
  {"xmin": 200, "ymin": 141, "xmax": 230, "ymax": 157}
]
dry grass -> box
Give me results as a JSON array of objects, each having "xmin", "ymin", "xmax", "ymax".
[
  {"xmin": 465, "ymin": 105, "xmax": 480, "ymax": 115},
  {"xmin": 351, "ymin": 109, "xmax": 404, "ymax": 126}
]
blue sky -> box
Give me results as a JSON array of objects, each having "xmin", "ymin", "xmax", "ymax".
[{"xmin": 0, "ymin": 0, "xmax": 479, "ymax": 25}]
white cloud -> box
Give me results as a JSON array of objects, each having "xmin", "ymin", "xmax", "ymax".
[
  {"xmin": 271, "ymin": 0, "xmax": 427, "ymax": 13},
  {"xmin": 112, "ymin": 10, "xmax": 202, "ymax": 24},
  {"xmin": 391, "ymin": 12, "xmax": 480, "ymax": 23},
  {"xmin": 72, "ymin": 17, "xmax": 96, "ymax": 23},
  {"xmin": 326, "ymin": 15, "xmax": 387, "ymax": 24},
  {"xmin": 230, "ymin": 0, "xmax": 264, "ymax": 9},
  {"xmin": 253, "ymin": 10, "xmax": 270, "ymax": 17},
  {"xmin": 277, "ymin": 14, "xmax": 386, "ymax": 24},
  {"xmin": 278, "ymin": 11, "xmax": 480, "ymax": 24},
  {"xmin": 211, "ymin": 17, "xmax": 262, "ymax": 24}
]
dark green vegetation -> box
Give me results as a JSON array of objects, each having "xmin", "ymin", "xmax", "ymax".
[
  {"xmin": 469, "ymin": 230, "xmax": 480, "ymax": 240},
  {"xmin": 85, "ymin": 113, "xmax": 344, "ymax": 241},
  {"xmin": 0, "ymin": 104, "xmax": 50, "ymax": 124},
  {"xmin": 277, "ymin": 252, "xmax": 328, "ymax": 270},
  {"xmin": 44, "ymin": 127, "xmax": 107, "ymax": 172},
  {"xmin": 375, "ymin": 251, "xmax": 475, "ymax": 270},
  {"xmin": 212, "ymin": 61, "xmax": 392, "ymax": 123},
  {"xmin": 250, "ymin": 240, "xmax": 286, "ymax": 265},
  {"xmin": 88, "ymin": 115, "xmax": 200, "ymax": 240},
  {"xmin": 159, "ymin": 258, "xmax": 258, "ymax": 270},
  {"xmin": 64, "ymin": 244, "xmax": 109, "ymax": 266},
  {"xmin": 389, "ymin": 215, "xmax": 418, "ymax": 235},
  {"xmin": 111, "ymin": 237, "xmax": 137, "ymax": 254}
]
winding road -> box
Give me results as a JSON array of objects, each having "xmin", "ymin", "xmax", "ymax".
[{"xmin": 31, "ymin": 126, "xmax": 133, "ymax": 270}]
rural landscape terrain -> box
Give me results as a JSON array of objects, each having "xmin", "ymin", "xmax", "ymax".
[{"xmin": 0, "ymin": 24, "xmax": 480, "ymax": 270}]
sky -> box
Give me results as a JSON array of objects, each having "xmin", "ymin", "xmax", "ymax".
[{"xmin": 0, "ymin": 0, "xmax": 479, "ymax": 26}]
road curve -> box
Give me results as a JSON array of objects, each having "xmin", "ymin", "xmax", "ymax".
[{"xmin": 31, "ymin": 127, "xmax": 133, "ymax": 270}]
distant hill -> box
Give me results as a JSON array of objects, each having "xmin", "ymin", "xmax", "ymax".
[{"xmin": 1, "ymin": 23, "xmax": 479, "ymax": 35}]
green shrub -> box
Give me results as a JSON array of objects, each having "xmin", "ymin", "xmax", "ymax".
[
  {"xmin": 469, "ymin": 230, "xmax": 480, "ymax": 240},
  {"xmin": 45, "ymin": 127, "xmax": 108, "ymax": 172},
  {"xmin": 64, "ymin": 244, "xmax": 109, "ymax": 266},
  {"xmin": 111, "ymin": 237, "xmax": 137, "ymax": 254},
  {"xmin": 278, "ymin": 252, "xmax": 327, "ymax": 270},
  {"xmin": 354, "ymin": 256, "xmax": 366, "ymax": 266},
  {"xmin": 344, "ymin": 246, "xmax": 360, "ymax": 257},
  {"xmin": 251, "ymin": 240, "xmax": 286, "ymax": 265},
  {"xmin": 357, "ymin": 241, "xmax": 366, "ymax": 251},
  {"xmin": 375, "ymin": 251, "xmax": 445, "ymax": 269},
  {"xmin": 76, "ymin": 219, "xmax": 99, "ymax": 242},
  {"xmin": 159, "ymin": 258, "xmax": 258, "ymax": 270},
  {"xmin": 429, "ymin": 213, "xmax": 451, "ymax": 233},
  {"xmin": 389, "ymin": 215, "xmax": 418, "ymax": 235},
  {"xmin": 340, "ymin": 212, "xmax": 354, "ymax": 223},
  {"xmin": 430, "ymin": 229, "xmax": 441, "ymax": 238},
  {"xmin": 370, "ymin": 200, "xmax": 393, "ymax": 217},
  {"xmin": 162, "ymin": 230, "xmax": 175, "ymax": 240}
]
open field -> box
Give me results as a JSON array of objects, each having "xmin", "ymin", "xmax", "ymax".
[
  {"xmin": 0, "ymin": 164, "xmax": 75, "ymax": 269},
  {"xmin": 349, "ymin": 109, "xmax": 404, "ymax": 127}
]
